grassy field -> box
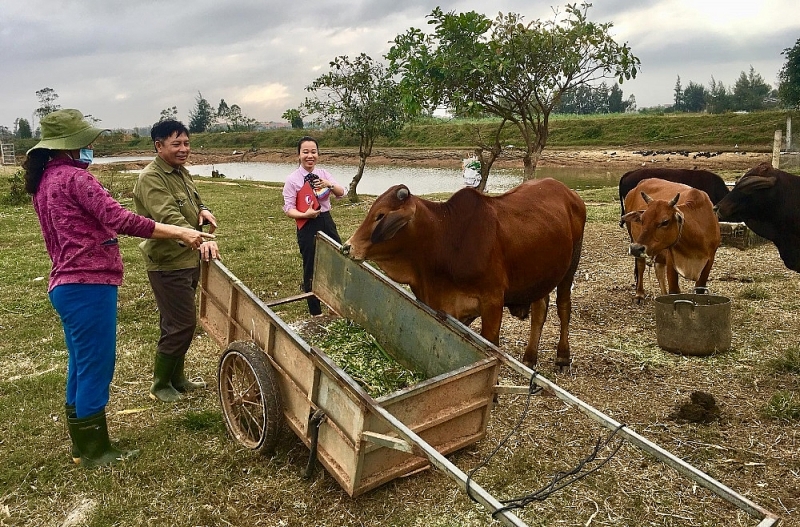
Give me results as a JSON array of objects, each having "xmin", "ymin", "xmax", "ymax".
[{"xmin": 1, "ymin": 167, "xmax": 798, "ymax": 527}]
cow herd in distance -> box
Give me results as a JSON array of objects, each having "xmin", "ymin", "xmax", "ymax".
[{"xmin": 342, "ymin": 162, "xmax": 799, "ymax": 370}]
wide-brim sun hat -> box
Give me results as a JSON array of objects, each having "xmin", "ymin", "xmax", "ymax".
[{"xmin": 26, "ymin": 109, "xmax": 109, "ymax": 155}]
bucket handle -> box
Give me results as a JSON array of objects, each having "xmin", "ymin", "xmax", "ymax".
[{"xmin": 673, "ymin": 299, "xmax": 696, "ymax": 313}]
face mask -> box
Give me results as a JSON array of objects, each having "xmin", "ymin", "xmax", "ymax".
[{"xmin": 78, "ymin": 148, "xmax": 94, "ymax": 164}]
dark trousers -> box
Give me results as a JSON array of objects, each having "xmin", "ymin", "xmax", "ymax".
[
  {"xmin": 147, "ymin": 267, "xmax": 200, "ymax": 357},
  {"xmin": 297, "ymin": 211, "xmax": 341, "ymax": 315}
]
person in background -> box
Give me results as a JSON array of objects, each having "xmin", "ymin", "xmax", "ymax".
[
  {"xmin": 133, "ymin": 119, "xmax": 220, "ymax": 403},
  {"xmin": 282, "ymin": 136, "xmax": 344, "ymax": 316},
  {"xmin": 23, "ymin": 109, "xmax": 214, "ymax": 468}
]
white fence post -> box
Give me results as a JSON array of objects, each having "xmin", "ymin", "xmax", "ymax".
[{"xmin": 772, "ymin": 130, "xmax": 782, "ymax": 168}]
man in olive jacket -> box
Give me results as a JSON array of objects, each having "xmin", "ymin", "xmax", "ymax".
[{"xmin": 133, "ymin": 119, "xmax": 220, "ymax": 402}]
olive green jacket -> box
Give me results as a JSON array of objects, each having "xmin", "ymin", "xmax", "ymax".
[{"xmin": 133, "ymin": 156, "xmax": 208, "ymax": 271}]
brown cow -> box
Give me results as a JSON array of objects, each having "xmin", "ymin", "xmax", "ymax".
[
  {"xmin": 342, "ymin": 179, "xmax": 586, "ymax": 368},
  {"xmin": 621, "ymin": 179, "xmax": 721, "ymax": 303}
]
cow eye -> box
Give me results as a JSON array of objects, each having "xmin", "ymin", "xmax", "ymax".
[
  {"xmin": 659, "ymin": 219, "xmax": 669, "ymax": 228},
  {"xmin": 375, "ymin": 213, "xmax": 385, "ymax": 222}
]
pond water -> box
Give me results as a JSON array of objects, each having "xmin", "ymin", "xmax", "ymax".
[
  {"xmin": 94, "ymin": 156, "xmax": 152, "ymax": 164},
  {"xmin": 188, "ymin": 162, "xmax": 620, "ymax": 195},
  {"xmin": 98, "ymin": 157, "xmax": 620, "ymax": 194}
]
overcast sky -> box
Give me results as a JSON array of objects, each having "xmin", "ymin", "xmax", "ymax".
[{"xmin": 2, "ymin": 0, "xmax": 798, "ymax": 131}]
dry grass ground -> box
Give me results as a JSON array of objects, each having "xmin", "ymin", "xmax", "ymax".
[{"xmin": 0, "ymin": 160, "xmax": 797, "ymax": 527}]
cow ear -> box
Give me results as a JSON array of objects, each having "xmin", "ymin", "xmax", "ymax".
[
  {"xmin": 675, "ymin": 210, "xmax": 684, "ymax": 226},
  {"xmin": 641, "ymin": 191, "xmax": 652, "ymax": 204},
  {"xmin": 621, "ymin": 210, "xmax": 642, "ymax": 224},
  {"xmin": 371, "ymin": 210, "xmax": 410, "ymax": 244},
  {"xmin": 736, "ymin": 175, "xmax": 775, "ymax": 193},
  {"xmin": 668, "ymin": 193, "xmax": 680, "ymax": 207}
]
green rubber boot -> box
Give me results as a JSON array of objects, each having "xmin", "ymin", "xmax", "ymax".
[
  {"xmin": 170, "ymin": 355, "xmax": 206, "ymax": 393},
  {"xmin": 149, "ymin": 353, "xmax": 182, "ymax": 403},
  {"xmin": 64, "ymin": 404, "xmax": 81, "ymax": 464},
  {"xmin": 67, "ymin": 410, "xmax": 139, "ymax": 468}
]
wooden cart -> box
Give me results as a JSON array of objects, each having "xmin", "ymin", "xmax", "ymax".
[{"xmin": 199, "ymin": 233, "xmax": 780, "ymax": 527}]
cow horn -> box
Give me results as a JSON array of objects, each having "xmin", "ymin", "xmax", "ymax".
[
  {"xmin": 641, "ymin": 191, "xmax": 652, "ymax": 204},
  {"xmin": 668, "ymin": 193, "xmax": 680, "ymax": 207},
  {"xmin": 397, "ymin": 187, "xmax": 409, "ymax": 200}
]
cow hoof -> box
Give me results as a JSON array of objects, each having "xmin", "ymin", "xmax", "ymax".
[
  {"xmin": 522, "ymin": 358, "xmax": 537, "ymax": 369},
  {"xmin": 633, "ymin": 296, "xmax": 645, "ymax": 305},
  {"xmin": 555, "ymin": 359, "xmax": 571, "ymax": 373}
]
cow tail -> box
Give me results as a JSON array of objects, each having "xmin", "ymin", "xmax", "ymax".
[{"xmin": 568, "ymin": 234, "xmax": 583, "ymax": 282}]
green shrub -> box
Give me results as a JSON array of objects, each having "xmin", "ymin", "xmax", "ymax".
[
  {"xmin": 768, "ymin": 346, "xmax": 800, "ymax": 373},
  {"xmin": 2, "ymin": 169, "xmax": 29, "ymax": 205},
  {"xmin": 763, "ymin": 390, "xmax": 800, "ymax": 421},
  {"xmin": 739, "ymin": 285, "xmax": 770, "ymax": 300}
]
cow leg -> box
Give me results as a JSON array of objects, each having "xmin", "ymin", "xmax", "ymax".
[
  {"xmin": 523, "ymin": 296, "xmax": 548, "ymax": 367},
  {"xmin": 478, "ymin": 302, "xmax": 504, "ymax": 347},
  {"xmin": 554, "ymin": 282, "xmax": 573, "ymax": 370},
  {"xmin": 654, "ymin": 262, "xmax": 670, "ymax": 295},
  {"xmin": 634, "ymin": 257, "xmax": 647, "ymax": 303},
  {"xmin": 695, "ymin": 256, "xmax": 715, "ymax": 290}
]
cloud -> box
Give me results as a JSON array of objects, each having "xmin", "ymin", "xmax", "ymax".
[{"xmin": 1, "ymin": 0, "xmax": 798, "ymax": 130}]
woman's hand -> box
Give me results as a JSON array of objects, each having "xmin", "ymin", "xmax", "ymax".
[
  {"xmin": 314, "ymin": 179, "xmax": 333, "ymax": 191},
  {"xmin": 178, "ymin": 228, "xmax": 215, "ymax": 249}
]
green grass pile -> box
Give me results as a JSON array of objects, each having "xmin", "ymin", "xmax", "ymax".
[{"xmin": 308, "ymin": 318, "xmax": 426, "ymax": 398}]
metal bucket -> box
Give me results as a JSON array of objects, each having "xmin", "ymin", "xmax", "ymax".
[{"xmin": 654, "ymin": 291, "xmax": 731, "ymax": 356}]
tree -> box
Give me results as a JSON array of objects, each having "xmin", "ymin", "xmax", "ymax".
[
  {"xmin": 608, "ymin": 83, "xmax": 625, "ymax": 113},
  {"xmin": 188, "ymin": 92, "xmax": 215, "ymax": 133},
  {"xmin": 215, "ymin": 99, "xmax": 257, "ymax": 131},
  {"xmin": 282, "ymin": 108, "xmax": 304, "ymax": 129},
  {"xmin": 217, "ymin": 99, "xmax": 230, "ymax": 124},
  {"xmin": 732, "ymin": 66, "xmax": 771, "ymax": 111},
  {"xmin": 303, "ymin": 53, "xmax": 410, "ymax": 201},
  {"xmin": 682, "ymin": 81, "xmax": 707, "ymax": 112},
  {"xmin": 706, "ymin": 76, "xmax": 731, "ymax": 114},
  {"xmin": 159, "ymin": 106, "xmax": 178, "ymax": 121},
  {"xmin": 14, "ymin": 118, "xmax": 32, "ymax": 139},
  {"xmin": 778, "ymin": 37, "xmax": 800, "ymax": 108},
  {"xmin": 228, "ymin": 104, "xmax": 258, "ymax": 131},
  {"xmin": 625, "ymin": 94, "xmax": 637, "ymax": 113},
  {"xmin": 35, "ymin": 87, "xmax": 60, "ymax": 119},
  {"xmin": 388, "ymin": 3, "xmax": 639, "ymax": 179},
  {"xmin": 673, "ymin": 76, "xmax": 683, "ymax": 111}
]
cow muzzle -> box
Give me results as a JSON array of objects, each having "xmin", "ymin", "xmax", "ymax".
[
  {"xmin": 340, "ymin": 243, "xmax": 352, "ymax": 256},
  {"xmin": 628, "ymin": 243, "xmax": 646, "ymax": 258}
]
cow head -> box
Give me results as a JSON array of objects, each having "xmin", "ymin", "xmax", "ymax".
[
  {"xmin": 621, "ymin": 192, "xmax": 684, "ymax": 258},
  {"xmin": 714, "ymin": 169, "xmax": 777, "ymax": 223},
  {"xmin": 342, "ymin": 185, "xmax": 417, "ymax": 261}
]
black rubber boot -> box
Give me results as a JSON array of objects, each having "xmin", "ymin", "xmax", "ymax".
[
  {"xmin": 64, "ymin": 403, "xmax": 80, "ymax": 464},
  {"xmin": 170, "ymin": 355, "xmax": 206, "ymax": 393},
  {"xmin": 67, "ymin": 410, "xmax": 139, "ymax": 468},
  {"xmin": 150, "ymin": 353, "xmax": 182, "ymax": 402}
]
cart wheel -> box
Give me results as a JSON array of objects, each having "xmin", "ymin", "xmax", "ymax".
[{"xmin": 218, "ymin": 340, "xmax": 283, "ymax": 455}]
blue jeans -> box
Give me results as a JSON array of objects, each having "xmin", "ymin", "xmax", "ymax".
[{"xmin": 49, "ymin": 284, "xmax": 118, "ymax": 418}]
